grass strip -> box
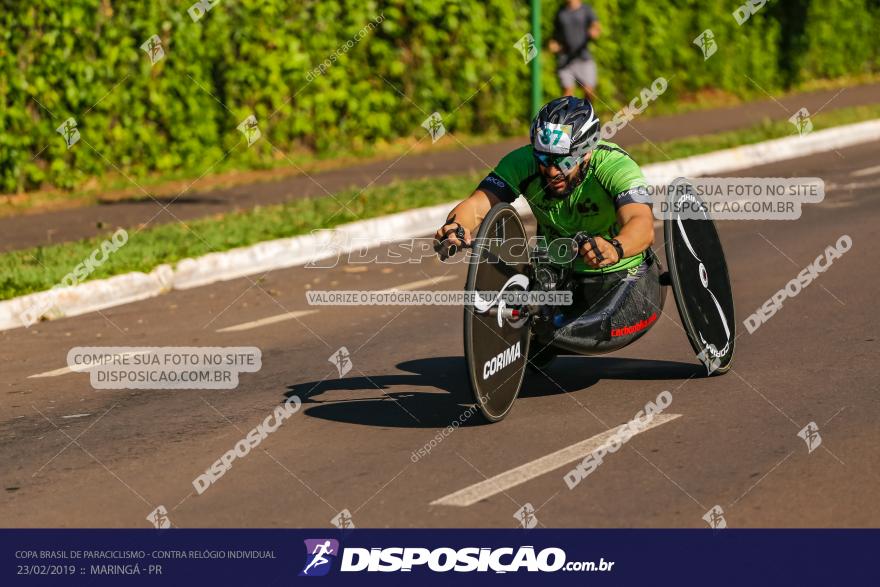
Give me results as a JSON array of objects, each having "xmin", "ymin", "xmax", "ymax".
[{"xmin": 2, "ymin": 103, "xmax": 879, "ymax": 301}]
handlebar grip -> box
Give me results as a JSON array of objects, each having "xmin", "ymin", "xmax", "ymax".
[
  {"xmin": 434, "ymin": 225, "xmax": 471, "ymax": 260},
  {"xmin": 573, "ymin": 232, "xmax": 604, "ymax": 263}
]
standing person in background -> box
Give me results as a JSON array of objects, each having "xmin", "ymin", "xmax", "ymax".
[{"xmin": 549, "ymin": 0, "xmax": 601, "ymax": 101}]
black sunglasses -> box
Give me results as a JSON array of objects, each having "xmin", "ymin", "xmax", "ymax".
[{"xmin": 534, "ymin": 151, "xmax": 576, "ymax": 170}]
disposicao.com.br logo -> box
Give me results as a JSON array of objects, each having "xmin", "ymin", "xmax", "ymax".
[{"xmin": 301, "ymin": 544, "xmax": 613, "ymax": 574}]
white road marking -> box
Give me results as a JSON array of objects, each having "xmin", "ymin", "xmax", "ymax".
[
  {"xmin": 851, "ymin": 164, "xmax": 880, "ymax": 177},
  {"xmin": 28, "ymin": 365, "xmax": 79, "ymax": 379},
  {"xmin": 216, "ymin": 310, "xmax": 319, "ymax": 333},
  {"xmin": 430, "ymin": 413, "xmax": 681, "ymax": 507},
  {"xmin": 61, "ymin": 413, "xmax": 91, "ymax": 419},
  {"xmin": 28, "ymin": 350, "xmax": 148, "ymax": 379},
  {"xmin": 377, "ymin": 275, "xmax": 458, "ymax": 292},
  {"xmin": 29, "ymin": 275, "xmax": 456, "ymax": 373},
  {"xmin": 215, "ymin": 276, "xmax": 456, "ymax": 333}
]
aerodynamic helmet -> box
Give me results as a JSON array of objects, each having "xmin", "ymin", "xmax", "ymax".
[{"xmin": 529, "ymin": 96, "xmax": 601, "ymax": 164}]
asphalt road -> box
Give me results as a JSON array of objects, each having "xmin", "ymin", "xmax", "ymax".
[{"xmin": 1, "ymin": 141, "xmax": 878, "ymax": 528}]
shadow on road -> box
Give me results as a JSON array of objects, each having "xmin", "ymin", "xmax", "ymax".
[
  {"xmin": 96, "ymin": 194, "xmax": 228, "ymax": 206},
  {"xmin": 285, "ymin": 356, "xmax": 473, "ymax": 429},
  {"xmin": 284, "ymin": 355, "xmax": 703, "ymax": 429},
  {"xmin": 521, "ymin": 356, "xmax": 705, "ymax": 399}
]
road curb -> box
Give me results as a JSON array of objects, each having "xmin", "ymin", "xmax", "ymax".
[
  {"xmin": 2, "ymin": 119, "xmax": 879, "ymax": 331},
  {"xmin": 643, "ymin": 118, "xmax": 880, "ymax": 183}
]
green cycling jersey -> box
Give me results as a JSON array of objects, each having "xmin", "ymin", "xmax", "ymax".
[{"xmin": 476, "ymin": 140, "xmax": 652, "ymax": 273}]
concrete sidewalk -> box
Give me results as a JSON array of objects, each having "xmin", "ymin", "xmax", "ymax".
[{"xmin": 2, "ymin": 82, "xmax": 880, "ymax": 252}]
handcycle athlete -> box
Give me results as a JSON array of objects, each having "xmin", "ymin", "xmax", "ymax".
[{"xmin": 434, "ymin": 96, "xmax": 665, "ymax": 367}]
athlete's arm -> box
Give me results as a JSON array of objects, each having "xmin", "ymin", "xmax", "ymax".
[
  {"xmin": 582, "ymin": 145, "xmax": 654, "ymax": 268},
  {"xmin": 435, "ymin": 147, "xmax": 532, "ymax": 255},
  {"xmin": 613, "ymin": 202, "xmax": 654, "ymax": 256},
  {"xmin": 434, "ymin": 190, "xmax": 501, "ymax": 250},
  {"xmin": 581, "ymin": 203, "xmax": 654, "ymax": 268}
]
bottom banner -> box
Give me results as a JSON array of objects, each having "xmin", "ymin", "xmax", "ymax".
[{"xmin": 2, "ymin": 529, "xmax": 876, "ymax": 585}]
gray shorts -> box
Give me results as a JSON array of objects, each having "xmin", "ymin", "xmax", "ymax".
[{"xmin": 557, "ymin": 57, "xmax": 597, "ymax": 90}]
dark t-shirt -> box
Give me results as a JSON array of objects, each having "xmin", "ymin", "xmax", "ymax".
[{"xmin": 555, "ymin": 3, "xmax": 598, "ymax": 65}]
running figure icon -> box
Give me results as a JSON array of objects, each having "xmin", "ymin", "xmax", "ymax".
[{"xmin": 302, "ymin": 540, "xmax": 336, "ymax": 575}]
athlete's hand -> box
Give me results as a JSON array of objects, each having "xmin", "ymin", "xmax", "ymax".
[
  {"xmin": 580, "ymin": 236, "xmax": 619, "ymax": 268},
  {"xmin": 434, "ymin": 221, "xmax": 472, "ymax": 259}
]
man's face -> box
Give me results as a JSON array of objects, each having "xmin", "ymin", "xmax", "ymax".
[{"xmin": 535, "ymin": 151, "xmax": 591, "ymax": 196}]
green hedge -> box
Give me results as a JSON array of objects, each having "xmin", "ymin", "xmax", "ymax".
[
  {"xmin": 2, "ymin": 0, "xmax": 878, "ymax": 194},
  {"xmin": 541, "ymin": 0, "xmax": 880, "ymax": 107}
]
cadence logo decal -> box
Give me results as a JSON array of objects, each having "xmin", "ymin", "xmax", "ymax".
[
  {"xmin": 300, "ymin": 539, "xmax": 339, "ymax": 577},
  {"xmin": 341, "ymin": 546, "xmax": 567, "ymax": 573},
  {"xmin": 611, "ymin": 312, "xmax": 658, "ymax": 337},
  {"xmin": 484, "ymin": 175, "xmax": 507, "ymax": 188},
  {"xmin": 483, "ymin": 341, "xmax": 522, "ymax": 380}
]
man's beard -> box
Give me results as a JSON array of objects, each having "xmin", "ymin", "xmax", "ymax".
[{"xmin": 543, "ymin": 164, "xmax": 583, "ymax": 197}]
